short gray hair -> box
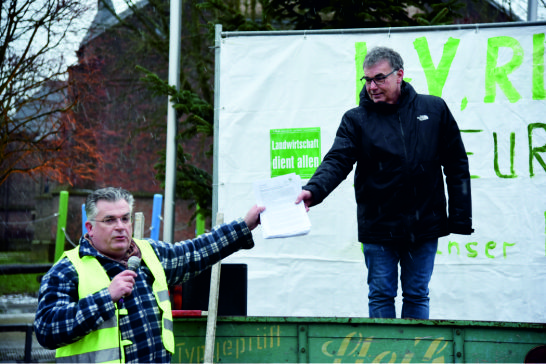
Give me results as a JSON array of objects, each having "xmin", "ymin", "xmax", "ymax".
[
  {"xmin": 86, "ymin": 187, "xmax": 134, "ymax": 224},
  {"xmin": 363, "ymin": 47, "xmax": 404, "ymax": 71}
]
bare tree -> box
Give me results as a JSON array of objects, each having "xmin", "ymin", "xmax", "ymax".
[{"xmin": 0, "ymin": 0, "xmax": 101, "ymax": 186}]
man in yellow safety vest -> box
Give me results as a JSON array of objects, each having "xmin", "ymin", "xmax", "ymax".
[{"xmin": 34, "ymin": 187, "xmax": 264, "ymax": 363}]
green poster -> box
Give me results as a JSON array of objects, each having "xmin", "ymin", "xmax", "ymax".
[{"xmin": 270, "ymin": 128, "xmax": 321, "ymax": 178}]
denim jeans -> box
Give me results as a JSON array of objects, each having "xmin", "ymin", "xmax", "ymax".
[{"xmin": 362, "ymin": 239, "xmax": 438, "ymax": 319}]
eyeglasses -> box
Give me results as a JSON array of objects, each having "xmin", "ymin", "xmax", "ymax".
[
  {"xmin": 360, "ymin": 69, "xmax": 397, "ymax": 86},
  {"xmin": 92, "ymin": 214, "xmax": 132, "ymax": 226}
]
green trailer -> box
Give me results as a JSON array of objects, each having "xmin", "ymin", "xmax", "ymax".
[{"xmin": 173, "ymin": 316, "xmax": 546, "ymax": 363}]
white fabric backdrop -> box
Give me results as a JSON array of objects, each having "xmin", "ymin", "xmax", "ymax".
[{"xmin": 215, "ymin": 23, "xmax": 546, "ymax": 322}]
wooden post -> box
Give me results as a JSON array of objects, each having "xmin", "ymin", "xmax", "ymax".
[
  {"xmin": 204, "ymin": 212, "xmax": 224, "ymax": 364},
  {"xmin": 134, "ymin": 212, "xmax": 145, "ymax": 239}
]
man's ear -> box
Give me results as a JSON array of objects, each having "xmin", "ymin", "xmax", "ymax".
[
  {"xmin": 85, "ymin": 221, "xmax": 93, "ymax": 235},
  {"xmin": 396, "ymin": 69, "xmax": 404, "ymax": 84}
]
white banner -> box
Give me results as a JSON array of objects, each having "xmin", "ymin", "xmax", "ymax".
[{"xmin": 216, "ymin": 23, "xmax": 546, "ymax": 322}]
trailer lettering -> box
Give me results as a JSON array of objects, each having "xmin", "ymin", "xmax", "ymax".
[
  {"xmin": 175, "ymin": 325, "xmax": 281, "ymax": 363},
  {"xmin": 321, "ymin": 332, "xmax": 447, "ymax": 363}
]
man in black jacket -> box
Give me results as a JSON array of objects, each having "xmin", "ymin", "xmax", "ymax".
[{"xmin": 296, "ymin": 46, "xmax": 473, "ymax": 319}]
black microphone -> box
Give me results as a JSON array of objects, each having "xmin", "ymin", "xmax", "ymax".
[{"xmin": 119, "ymin": 257, "xmax": 141, "ymax": 306}]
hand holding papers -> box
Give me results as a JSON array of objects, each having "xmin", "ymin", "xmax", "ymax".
[{"xmin": 253, "ymin": 173, "xmax": 312, "ymax": 239}]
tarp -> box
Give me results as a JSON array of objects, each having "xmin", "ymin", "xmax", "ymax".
[{"xmin": 214, "ymin": 22, "xmax": 546, "ymax": 323}]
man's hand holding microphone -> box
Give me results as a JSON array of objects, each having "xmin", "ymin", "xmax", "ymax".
[{"xmin": 108, "ymin": 256, "xmax": 141, "ymax": 303}]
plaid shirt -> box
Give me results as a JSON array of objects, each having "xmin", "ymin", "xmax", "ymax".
[{"xmin": 34, "ymin": 218, "xmax": 253, "ymax": 363}]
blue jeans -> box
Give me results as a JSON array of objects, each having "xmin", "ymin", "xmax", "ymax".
[{"xmin": 362, "ymin": 239, "xmax": 438, "ymax": 319}]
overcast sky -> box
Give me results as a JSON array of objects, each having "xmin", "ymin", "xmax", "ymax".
[{"xmin": 503, "ymin": 0, "xmax": 546, "ymax": 20}]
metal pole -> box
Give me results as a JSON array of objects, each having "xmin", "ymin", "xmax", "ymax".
[
  {"xmin": 24, "ymin": 324, "xmax": 33, "ymax": 363},
  {"xmin": 163, "ymin": 0, "xmax": 182, "ymax": 243},
  {"xmin": 212, "ymin": 24, "xmax": 222, "ymax": 225},
  {"xmin": 221, "ymin": 21, "xmax": 546, "ymax": 37},
  {"xmin": 527, "ymin": 0, "xmax": 538, "ymax": 21}
]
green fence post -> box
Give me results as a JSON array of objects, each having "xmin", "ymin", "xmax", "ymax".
[
  {"xmin": 196, "ymin": 203, "xmax": 205, "ymax": 236},
  {"xmin": 54, "ymin": 191, "xmax": 69, "ymax": 262}
]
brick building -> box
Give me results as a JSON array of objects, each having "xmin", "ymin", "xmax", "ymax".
[{"xmin": 0, "ymin": 0, "xmax": 210, "ymax": 257}]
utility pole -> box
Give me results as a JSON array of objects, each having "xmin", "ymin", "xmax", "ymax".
[
  {"xmin": 163, "ymin": 0, "xmax": 182, "ymax": 243},
  {"xmin": 527, "ymin": 0, "xmax": 538, "ymax": 21}
]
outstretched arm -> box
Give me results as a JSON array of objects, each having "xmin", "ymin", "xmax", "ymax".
[{"xmin": 244, "ymin": 204, "xmax": 266, "ymax": 230}]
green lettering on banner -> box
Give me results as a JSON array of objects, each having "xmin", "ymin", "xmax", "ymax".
[
  {"xmin": 484, "ymin": 36, "xmax": 524, "ymax": 103},
  {"xmin": 449, "ymin": 241, "xmax": 460, "ymax": 255},
  {"xmin": 355, "ymin": 42, "xmax": 367, "ymax": 105},
  {"xmin": 533, "ymin": 33, "xmax": 545, "ymax": 100},
  {"xmin": 460, "ymin": 96, "xmax": 468, "ymax": 111},
  {"xmin": 461, "ymin": 129, "xmax": 483, "ymax": 179},
  {"xmin": 270, "ymin": 128, "xmax": 321, "ymax": 178},
  {"xmin": 485, "ymin": 241, "xmax": 497, "ymax": 258},
  {"xmin": 465, "ymin": 242, "xmax": 478, "ymax": 258},
  {"xmin": 503, "ymin": 242, "xmax": 516, "ymax": 258},
  {"xmin": 493, "ymin": 132, "xmax": 518, "ymax": 178},
  {"xmin": 528, "ymin": 123, "xmax": 546, "ymax": 177},
  {"xmin": 438, "ymin": 240, "xmax": 516, "ymax": 258},
  {"xmin": 413, "ymin": 36, "xmax": 460, "ymax": 98}
]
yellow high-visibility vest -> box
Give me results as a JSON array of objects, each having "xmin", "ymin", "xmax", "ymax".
[{"xmin": 55, "ymin": 239, "xmax": 174, "ymax": 363}]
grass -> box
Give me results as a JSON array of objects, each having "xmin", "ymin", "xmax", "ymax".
[
  {"xmin": 0, "ymin": 273, "xmax": 42, "ymax": 295},
  {"xmin": 0, "ymin": 252, "xmax": 49, "ymax": 296}
]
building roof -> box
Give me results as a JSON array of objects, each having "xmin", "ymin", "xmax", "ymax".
[{"xmin": 81, "ymin": 0, "xmax": 149, "ymax": 44}]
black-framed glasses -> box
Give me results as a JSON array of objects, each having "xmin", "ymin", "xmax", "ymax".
[
  {"xmin": 360, "ymin": 69, "xmax": 397, "ymax": 86},
  {"xmin": 92, "ymin": 214, "xmax": 132, "ymax": 226}
]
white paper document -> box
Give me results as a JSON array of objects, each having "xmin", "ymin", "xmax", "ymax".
[{"xmin": 253, "ymin": 173, "xmax": 312, "ymax": 239}]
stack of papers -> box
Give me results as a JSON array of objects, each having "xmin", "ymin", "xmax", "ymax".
[{"xmin": 253, "ymin": 173, "xmax": 312, "ymax": 239}]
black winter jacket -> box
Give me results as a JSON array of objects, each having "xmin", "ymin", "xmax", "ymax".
[{"xmin": 304, "ymin": 82, "xmax": 473, "ymax": 244}]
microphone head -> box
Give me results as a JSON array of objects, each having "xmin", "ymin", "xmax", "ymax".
[{"xmin": 127, "ymin": 256, "xmax": 141, "ymax": 272}]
